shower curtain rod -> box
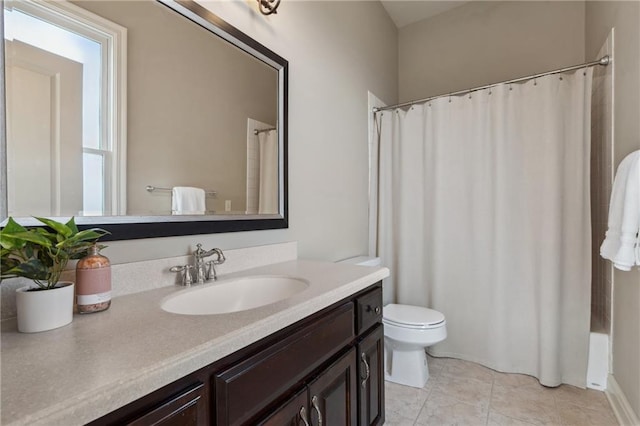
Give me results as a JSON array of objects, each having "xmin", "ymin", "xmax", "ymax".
[{"xmin": 373, "ymin": 55, "xmax": 611, "ymax": 113}]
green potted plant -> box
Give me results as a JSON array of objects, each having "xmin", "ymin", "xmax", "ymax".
[{"xmin": 1, "ymin": 217, "xmax": 109, "ymax": 333}]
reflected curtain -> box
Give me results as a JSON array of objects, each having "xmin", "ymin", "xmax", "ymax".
[
  {"xmin": 376, "ymin": 68, "xmax": 593, "ymax": 387},
  {"xmin": 258, "ymin": 129, "xmax": 278, "ymax": 214}
]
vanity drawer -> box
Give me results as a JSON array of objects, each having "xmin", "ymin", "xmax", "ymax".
[
  {"xmin": 127, "ymin": 382, "xmax": 206, "ymax": 426},
  {"xmin": 213, "ymin": 302, "xmax": 355, "ymax": 426},
  {"xmin": 356, "ymin": 286, "xmax": 383, "ymax": 334}
]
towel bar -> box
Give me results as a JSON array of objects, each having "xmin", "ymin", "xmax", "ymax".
[{"xmin": 146, "ymin": 186, "xmax": 217, "ymax": 197}]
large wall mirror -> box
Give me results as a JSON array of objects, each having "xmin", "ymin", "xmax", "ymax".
[{"xmin": 1, "ymin": 0, "xmax": 288, "ymax": 240}]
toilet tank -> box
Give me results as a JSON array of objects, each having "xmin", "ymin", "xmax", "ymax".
[{"xmin": 337, "ymin": 256, "xmax": 381, "ymax": 267}]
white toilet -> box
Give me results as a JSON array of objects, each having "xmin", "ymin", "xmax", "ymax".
[
  {"xmin": 337, "ymin": 256, "xmax": 447, "ymax": 389},
  {"xmin": 383, "ymin": 303, "xmax": 446, "ymax": 388}
]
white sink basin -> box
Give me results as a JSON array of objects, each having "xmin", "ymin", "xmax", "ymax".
[{"xmin": 161, "ymin": 275, "xmax": 309, "ymax": 315}]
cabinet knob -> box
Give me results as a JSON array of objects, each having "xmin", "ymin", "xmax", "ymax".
[{"xmin": 367, "ymin": 305, "xmax": 381, "ymax": 315}]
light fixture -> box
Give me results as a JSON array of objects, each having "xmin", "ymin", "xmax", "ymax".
[{"xmin": 258, "ymin": 0, "xmax": 280, "ymax": 15}]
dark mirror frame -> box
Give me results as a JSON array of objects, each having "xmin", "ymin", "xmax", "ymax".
[{"xmin": 0, "ymin": 0, "xmax": 288, "ymax": 241}]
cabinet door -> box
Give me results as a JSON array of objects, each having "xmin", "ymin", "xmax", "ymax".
[
  {"xmin": 358, "ymin": 324, "xmax": 384, "ymax": 426},
  {"xmin": 308, "ymin": 348, "xmax": 357, "ymax": 426},
  {"xmin": 258, "ymin": 389, "xmax": 310, "ymax": 426},
  {"xmin": 126, "ymin": 382, "xmax": 207, "ymax": 426}
]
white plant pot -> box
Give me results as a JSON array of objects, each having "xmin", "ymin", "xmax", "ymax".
[{"xmin": 16, "ymin": 282, "xmax": 75, "ymax": 333}]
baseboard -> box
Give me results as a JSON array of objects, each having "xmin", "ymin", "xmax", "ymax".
[{"xmin": 606, "ymin": 374, "xmax": 640, "ymax": 426}]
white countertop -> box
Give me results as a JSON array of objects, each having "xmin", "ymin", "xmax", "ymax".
[{"xmin": 1, "ymin": 260, "xmax": 389, "ymax": 426}]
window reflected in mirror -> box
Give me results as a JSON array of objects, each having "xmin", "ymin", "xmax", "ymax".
[
  {"xmin": 3, "ymin": 0, "xmax": 280, "ymax": 219},
  {"xmin": 5, "ymin": 3, "xmax": 119, "ymax": 217}
]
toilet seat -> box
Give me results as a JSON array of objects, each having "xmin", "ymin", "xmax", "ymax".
[{"xmin": 383, "ymin": 304, "xmax": 445, "ymax": 330}]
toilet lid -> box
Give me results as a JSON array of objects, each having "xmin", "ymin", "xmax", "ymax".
[{"xmin": 383, "ymin": 304, "xmax": 445, "ymax": 329}]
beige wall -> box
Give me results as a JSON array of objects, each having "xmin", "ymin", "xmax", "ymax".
[
  {"xmin": 100, "ymin": 1, "xmax": 398, "ymax": 263},
  {"xmin": 586, "ymin": 1, "xmax": 640, "ymax": 418},
  {"xmin": 398, "ymin": 1, "xmax": 585, "ymax": 102},
  {"xmin": 75, "ymin": 1, "xmax": 277, "ymax": 215},
  {"xmin": 589, "ymin": 32, "xmax": 614, "ymax": 334}
]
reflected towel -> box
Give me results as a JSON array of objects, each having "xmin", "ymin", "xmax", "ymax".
[
  {"xmin": 600, "ymin": 150, "xmax": 640, "ymax": 270},
  {"xmin": 172, "ymin": 186, "xmax": 205, "ymax": 215}
]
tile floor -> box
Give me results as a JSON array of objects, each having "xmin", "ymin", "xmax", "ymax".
[{"xmin": 384, "ymin": 355, "xmax": 618, "ymax": 426}]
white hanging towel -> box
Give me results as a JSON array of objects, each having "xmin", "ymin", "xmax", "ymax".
[
  {"xmin": 600, "ymin": 150, "xmax": 640, "ymax": 270},
  {"xmin": 172, "ymin": 186, "xmax": 206, "ymax": 215}
]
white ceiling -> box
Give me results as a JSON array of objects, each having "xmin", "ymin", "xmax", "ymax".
[{"xmin": 380, "ymin": 1, "xmax": 469, "ymax": 28}]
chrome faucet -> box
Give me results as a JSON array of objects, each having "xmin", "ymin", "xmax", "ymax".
[
  {"xmin": 170, "ymin": 244, "xmax": 225, "ymax": 286},
  {"xmin": 193, "ymin": 244, "xmax": 226, "ymax": 283}
]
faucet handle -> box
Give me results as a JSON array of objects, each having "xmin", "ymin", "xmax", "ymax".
[
  {"xmin": 170, "ymin": 265, "xmax": 194, "ymax": 286},
  {"xmin": 205, "ymin": 261, "xmax": 217, "ymax": 281},
  {"xmin": 183, "ymin": 265, "xmax": 194, "ymax": 286}
]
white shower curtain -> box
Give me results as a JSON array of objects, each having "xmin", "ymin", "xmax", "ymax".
[
  {"xmin": 258, "ymin": 129, "xmax": 278, "ymax": 214},
  {"xmin": 376, "ymin": 68, "xmax": 593, "ymax": 387}
]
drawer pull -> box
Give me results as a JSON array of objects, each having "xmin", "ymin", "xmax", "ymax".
[
  {"xmin": 299, "ymin": 406, "xmax": 311, "ymax": 426},
  {"xmin": 367, "ymin": 305, "xmax": 381, "ymax": 315},
  {"xmin": 311, "ymin": 395, "xmax": 323, "ymax": 426},
  {"xmin": 361, "ymin": 352, "xmax": 370, "ymax": 387}
]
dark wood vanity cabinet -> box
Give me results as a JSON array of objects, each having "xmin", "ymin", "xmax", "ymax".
[
  {"xmin": 259, "ymin": 348, "xmax": 358, "ymax": 426},
  {"xmin": 90, "ymin": 283, "xmax": 384, "ymax": 426},
  {"xmin": 214, "ymin": 303, "xmax": 356, "ymax": 425}
]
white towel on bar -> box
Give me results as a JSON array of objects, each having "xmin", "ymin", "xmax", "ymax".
[
  {"xmin": 600, "ymin": 150, "xmax": 640, "ymax": 270},
  {"xmin": 172, "ymin": 186, "xmax": 206, "ymax": 215}
]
